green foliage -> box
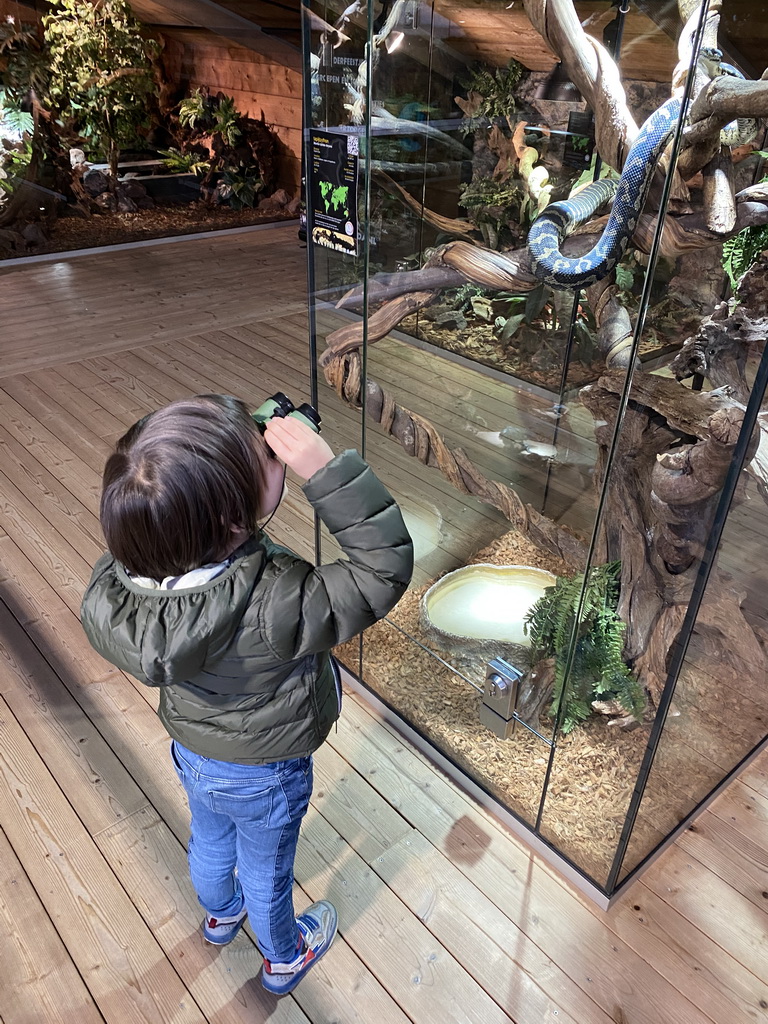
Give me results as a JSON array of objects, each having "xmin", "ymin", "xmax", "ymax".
[
  {"xmin": 178, "ymin": 89, "xmax": 240, "ymax": 145},
  {"xmin": 42, "ymin": 0, "xmax": 159, "ymax": 174},
  {"xmin": 0, "ymin": 101, "xmax": 33, "ymax": 138},
  {"xmin": 217, "ymin": 165, "xmax": 263, "ymax": 209},
  {"xmin": 177, "ymin": 89, "xmax": 208, "ymax": 131},
  {"xmin": 0, "ymin": 16, "xmax": 49, "ymax": 105},
  {"xmin": 450, "ymin": 282, "xmax": 487, "ymax": 312},
  {"xmin": 460, "ymin": 60, "xmax": 525, "ymax": 122},
  {"xmin": 459, "ymin": 177, "xmax": 525, "ymax": 250},
  {"xmin": 212, "ymin": 95, "xmax": 240, "ymax": 146},
  {"xmin": 722, "ymin": 223, "xmax": 768, "ymax": 293},
  {"xmin": 570, "ymin": 155, "xmax": 620, "ymax": 193},
  {"xmin": 157, "ymin": 147, "xmax": 209, "ymax": 175},
  {"xmin": 0, "ymin": 137, "xmax": 33, "ymax": 195},
  {"xmin": 524, "ymin": 562, "xmax": 646, "ymax": 733}
]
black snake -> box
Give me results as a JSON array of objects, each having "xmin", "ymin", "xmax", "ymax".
[{"xmin": 527, "ymin": 48, "xmax": 757, "ymax": 290}]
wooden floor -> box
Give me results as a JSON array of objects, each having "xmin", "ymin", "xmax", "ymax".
[{"xmin": 0, "ymin": 225, "xmax": 767, "ymax": 1024}]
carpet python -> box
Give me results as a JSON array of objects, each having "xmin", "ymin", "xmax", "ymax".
[{"xmin": 527, "ymin": 47, "xmax": 758, "ymax": 290}]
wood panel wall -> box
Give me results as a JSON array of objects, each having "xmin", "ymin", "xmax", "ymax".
[
  {"xmin": 160, "ymin": 28, "xmax": 302, "ymax": 195},
  {"xmin": 0, "ymin": 0, "xmax": 39, "ymax": 24}
]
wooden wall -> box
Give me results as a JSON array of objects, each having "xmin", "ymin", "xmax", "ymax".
[
  {"xmin": 0, "ymin": 0, "xmax": 39, "ymax": 24},
  {"xmin": 160, "ymin": 29, "xmax": 302, "ymax": 195}
]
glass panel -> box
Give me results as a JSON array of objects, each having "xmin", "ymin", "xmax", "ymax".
[
  {"xmin": 353, "ymin": 0, "xmax": 678, "ymax": 844},
  {"xmin": 303, "ymin": 0, "xmax": 768, "ymax": 894},
  {"xmin": 301, "ymin": 0, "xmax": 372, "ymax": 567},
  {"xmin": 618, "ymin": 317, "xmax": 768, "ymax": 883}
]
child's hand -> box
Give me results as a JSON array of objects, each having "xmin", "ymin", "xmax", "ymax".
[{"xmin": 264, "ymin": 416, "xmax": 336, "ymax": 482}]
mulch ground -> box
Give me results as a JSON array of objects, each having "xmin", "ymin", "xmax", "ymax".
[{"xmin": 2, "ymin": 202, "xmax": 296, "ymax": 259}]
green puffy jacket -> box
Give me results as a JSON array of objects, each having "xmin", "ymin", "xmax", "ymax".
[{"xmin": 80, "ymin": 450, "xmax": 414, "ymax": 764}]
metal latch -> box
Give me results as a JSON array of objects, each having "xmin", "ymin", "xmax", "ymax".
[{"xmin": 479, "ymin": 657, "xmax": 523, "ymax": 739}]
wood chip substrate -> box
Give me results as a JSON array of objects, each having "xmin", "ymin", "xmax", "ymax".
[{"xmin": 337, "ymin": 528, "xmax": 768, "ymax": 885}]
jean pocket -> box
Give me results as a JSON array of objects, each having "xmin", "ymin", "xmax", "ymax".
[{"xmin": 209, "ymin": 776, "xmax": 278, "ymax": 828}]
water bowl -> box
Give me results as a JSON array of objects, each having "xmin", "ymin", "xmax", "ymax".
[{"xmin": 420, "ymin": 563, "xmax": 556, "ymax": 666}]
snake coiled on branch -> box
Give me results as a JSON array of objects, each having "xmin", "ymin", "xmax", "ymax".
[{"xmin": 527, "ymin": 48, "xmax": 758, "ymax": 290}]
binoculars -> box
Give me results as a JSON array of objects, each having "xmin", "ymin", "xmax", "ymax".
[{"xmin": 252, "ymin": 392, "xmax": 322, "ymax": 434}]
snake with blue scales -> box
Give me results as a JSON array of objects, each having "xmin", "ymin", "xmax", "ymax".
[{"xmin": 527, "ymin": 48, "xmax": 759, "ymax": 290}]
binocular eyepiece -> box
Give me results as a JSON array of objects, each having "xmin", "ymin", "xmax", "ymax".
[{"xmin": 252, "ymin": 392, "xmax": 321, "ymax": 434}]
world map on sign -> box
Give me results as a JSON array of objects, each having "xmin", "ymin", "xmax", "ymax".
[{"xmin": 319, "ymin": 180, "xmax": 350, "ymax": 216}]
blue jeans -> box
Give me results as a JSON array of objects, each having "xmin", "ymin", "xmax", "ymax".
[{"xmin": 170, "ymin": 741, "xmax": 312, "ymax": 962}]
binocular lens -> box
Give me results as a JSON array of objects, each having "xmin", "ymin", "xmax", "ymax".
[
  {"xmin": 252, "ymin": 392, "xmax": 321, "ymax": 434},
  {"xmin": 296, "ymin": 403, "xmax": 321, "ymax": 431}
]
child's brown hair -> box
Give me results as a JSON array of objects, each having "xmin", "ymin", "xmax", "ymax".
[{"xmin": 100, "ymin": 394, "xmax": 272, "ymax": 578}]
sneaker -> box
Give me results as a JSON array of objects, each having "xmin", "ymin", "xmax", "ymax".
[
  {"xmin": 261, "ymin": 900, "xmax": 338, "ymax": 995},
  {"xmin": 202, "ymin": 902, "xmax": 248, "ymax": 945}
]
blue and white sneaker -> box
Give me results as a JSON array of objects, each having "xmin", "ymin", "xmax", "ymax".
[
  {"xmin": 261, "ymin": 900, "xmax": 338, "ymax": 994},
  {"xmin": 202, "ymin": 901, "xmax": 248, "ymax": 945}
]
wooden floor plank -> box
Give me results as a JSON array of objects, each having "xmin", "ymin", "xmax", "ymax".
[
  {"xmin": 0, "ymin": 825, "xmax": 106, "ymax": 1024},
  {"xmin": 330, "ymin": 695, "xmax": 739, "ymax": 1024},
  {"xmin": 298, "ymin": 804, "xmax": 516, "ymax": 1024},
  {"xmin": 741, "ymin": 757, "xmax": 768, "ymax": 800},
  {"xmin": 640, "ymin": 842, "xmax": 768, "ymax": 985},
  {"xmin": 0, "ymin": 227, "xmax": 309, "ymax": 377},
  {"xmin": 0, "ymin": 696, "xmax": 206, "ymax": 1024},
  {"xmin": 373, "ymin": 829, "xmax": 615, "ymax": 1024},
  {"xmin": 608, "ymin": 878, "xmax": 768, "ymax": 1023},
  {"xmin": 677, "ymin": 788, "xmax": 768, "ymax": 912},
  {"xmin": 0, "ymin": 462, "xmax": 94, "ymax": 610},
  {"xmin": 0, "ymin": 420, "xmax": 103, "ymax": 557},
  {"xmin": 0, "ymin": 601, "xmax": 149, "ymax": 836},
  {"xmin": 0, "ymin": 387, "xmax": 101, "ymax": 513}
]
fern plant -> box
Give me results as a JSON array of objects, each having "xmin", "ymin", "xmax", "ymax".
[
  {"xmin": 178, "ymin": 88, "xmax": 208, "ymax": 132},
  {"xmin": 212, "ymin": 95, "xmax": 240, "ymax": 146},
  {"xmin": 524, "ymin": 562, "xmax": 646, "ymax": 732},
  {"xmin": 178, "ymin": 89, "xmax": 241, "ymax": 145},
  {"xmin": 0, "ymin": 93, "xmax": 33, "ymax": 140},
  {"xmin": 722, "ymin": 223, "xmax": 768, "ymax": 293},
  {"xmin": 157, "ymin": 147, "xmax": 209, "ymax": 175},
  {"xmin": 460, "ymin": 60, "xmax": 525, "ymax": 123},
  {"xmin": 721, "ymin": 162, "xmax": 768, "ymax": 291}
]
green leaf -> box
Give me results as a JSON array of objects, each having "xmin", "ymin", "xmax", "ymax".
[
  {"xmin": 614, "ymin": 263, "xmax": 634, "ymax": 293},
  {"xmin": 524, "ymin": 282, "xmax": 548, "ymax": 323},
  {"xmin": 499, "ymin": 312, "xmax": 526, "ymax": 340}
]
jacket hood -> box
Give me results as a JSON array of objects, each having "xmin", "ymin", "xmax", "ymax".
[{"xmin": 80, "ymin": 538, "xmax": 267, "ymax": 686}]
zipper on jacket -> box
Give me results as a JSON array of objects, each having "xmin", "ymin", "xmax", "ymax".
[{"xmin": 331, "ymin": 656, "xmax": 343, "ymax": 729}]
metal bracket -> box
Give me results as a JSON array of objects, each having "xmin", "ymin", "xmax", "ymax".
[{"xmin": 479, "ymin": 657, "xmax": 523, "ymax": 739}]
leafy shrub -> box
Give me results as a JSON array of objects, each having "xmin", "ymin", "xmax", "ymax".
[
  {"xmin": 217, "ymin": 165, "xmax": 263, "ymax": 209},
  {"xmin": 157, "ymin": 147, "xmax": 210, "ymax": 176},
  {"xmin": 524, "ymin": 561, "xmax": 646, "ymax": 732}
]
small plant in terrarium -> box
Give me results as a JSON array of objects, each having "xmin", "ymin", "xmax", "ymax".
[
  {"xmin": 217, "ymin": 165, "xmax": 264, "ymax": 210},
  {"xmin": 157, "ymin": 147, "xmax": 210, "ymax": 176},
  {"xmin": 524, "ymin": 562, "xmax": 646, "ymax": 733},
  {"xmin": 458, "ymin": 177, "xmax": 525, "ymax": 250},
  {"xmin": 722, "ymin": 217, "xmax": 768, "ymax": 293},
  {"xmin": 0, "ymin": 137, "xmax": 33, "ymax": 198},
  {"xmin": 458, "ymin": 59, "xmax": 525, "ymax": 128}
]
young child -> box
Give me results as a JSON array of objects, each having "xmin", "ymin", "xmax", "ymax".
[{"xmin": 80, "ymin": 393, "xmax": 413, "ymax": 995}]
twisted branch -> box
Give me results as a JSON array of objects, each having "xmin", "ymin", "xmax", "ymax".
[{"xmin": 322, "ymin": 348, "xmax": 588, "ymax": 566}]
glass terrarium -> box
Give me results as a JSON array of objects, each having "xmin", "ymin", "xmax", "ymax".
[{"xmin": 300, "ymin": 0, "xmax": 768, "ymax": 903}]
